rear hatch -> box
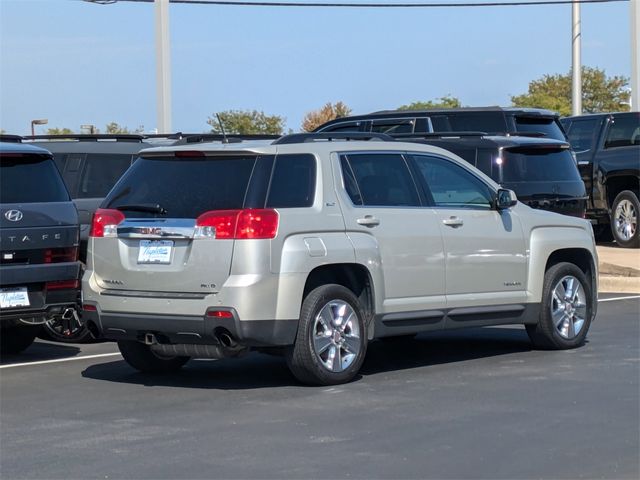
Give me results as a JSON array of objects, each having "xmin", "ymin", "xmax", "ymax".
[
  {"xmin": 498, "ymin": 145, "xmax": 587, "ymax": 217},
  {"xmin": 0, "ymin": 152, "xmax": 78, "ymax": 266},
  {"xmin": 91, "ymin": 152, "xmax": 262, "ymax": 294},
  {"xmin": 513, "ymin": 115, "xmax": 567, "ymax": 141}
]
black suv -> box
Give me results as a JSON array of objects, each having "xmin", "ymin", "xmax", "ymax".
[
  {"xmin": 560, "ymin": 112, "xmax": 640, "ymax": 247},
  {"xmin": 315, "ymin": 107, "xmax": 567, "ymax": 141},
  {"xmin": 0, "ymin": 142, "xmax": 81, "ymax": 354},
  {"xmin": 395, "ymin": 134, "xmax": 587, "ymax": 218}
]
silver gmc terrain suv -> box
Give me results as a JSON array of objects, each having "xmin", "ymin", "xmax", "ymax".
[{"xmin": 82, "ymin": 133, "xmax": 598, "ymax": 385}]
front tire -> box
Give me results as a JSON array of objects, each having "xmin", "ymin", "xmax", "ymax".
[
  {"xmin": 526, "ymin": 262, "xmax": 593, "ymax": 350},
  {"xmin": 117, "ymin": 340, "xmax": 190, "ymax": 373},
  {"xmin": 286, "ymin": 284, "xmax": 368, "ymax": 386},
  {"xmin": 610, "ymin": 190, "xmax": 639, "ymax": 248}
]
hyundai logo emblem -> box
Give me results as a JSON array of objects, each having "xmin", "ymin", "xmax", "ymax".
[{"xmin": 4, "ymin": 210, "xmax": 24, "ymax": 222}]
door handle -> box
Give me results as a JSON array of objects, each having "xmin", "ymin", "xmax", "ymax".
[
  {"xmin": 443, "ymin": 216, "xmax": 464, "ymax": 228},
  {"xmin": 357, "ymin": 215, "xmax": 380, "ymax": 228}
]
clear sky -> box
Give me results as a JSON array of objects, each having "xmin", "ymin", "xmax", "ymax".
[{"xmin": 0, "ymin": 0, "xmax": 632, "ymax": 135}]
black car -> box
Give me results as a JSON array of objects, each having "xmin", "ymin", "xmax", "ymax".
[
  {"xmin": 0, "ymin": 142, "xmax": 81, "ymax": 354},
  {"xmin": 396, "ymin": 133, "xmax": 587, "ymax": 218},
  {"xmin": 315, "ymin": 106, "xmax": 567, "ymax": 141},
  {"xmin": 560, "ymin": 112, "xmax": 640, "ymax": 247}
]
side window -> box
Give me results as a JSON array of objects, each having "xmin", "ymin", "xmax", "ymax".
[
  {"xmin": 266, "ymin": 154, "xmax": 316, "ymax": 208},
  {"xmin": 371, "ymin": 119, "xmax": 415, "ymax": 134},
  {"xmin": 604, "ymin": 114, "xmax": 640, "ymax": 149},
  {"xmin": 566, "ymin": 119, "xmax": 600, "ymax": 152},
  {"xmin": 319, "ymin": 121, "xmax": 361, "ymax": 133},
  {"xmin": 412, "ymin": 154, "xmax": 493, "ymax": 209},
  {"xmin": 341, "ymin": 153, "xmax": 420, "ymax": 207},
  {"xmin": 78, "ymin": 154, "xmax": 133, "ymax": 199}
]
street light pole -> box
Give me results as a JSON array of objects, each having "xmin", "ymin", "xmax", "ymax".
[
  {"xmin": 571, "ymin": 0, "xmax": 582, "ymax": 116},
  {"xmin": 30, "ymin": 119, "xmax": 48, "ymax": 136},
  {"xmin": 155, "ymin": 0, "xmax": 172, "ymax": 133},
  {"xmin": 631, "ymin": 0, "xmax": 639, "ymax": 111}
]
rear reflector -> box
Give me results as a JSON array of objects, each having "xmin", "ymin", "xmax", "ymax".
[
  {"xmin": 44, "ymin": 247, "xmax": 78, "ymax": 263},
  {"xmin": 45, "ymin": 280, "xmax": 80, "ymax": 291},
  {"xmin": 83, "ymin": 304, "xmax": 97, "ymax": 312},
  {"xmin": 206, "ymin": 310, "xmax": 233, "ymax": 318},
  {"xmin": 90, "ymin": 208, "xmax": 125, "ymax": 238},
  {"xmin": 195, "ymin": 209, "xmax": 278, "ymax": 240}
]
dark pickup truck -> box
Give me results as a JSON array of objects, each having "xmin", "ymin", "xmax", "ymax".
[
  {"xmin": 561, "ymin": 112, "xmax": 640, "ymax": 248},
  {"xmin": 0, "ymin": 142, "xmax": 81, "ymax": 353}
]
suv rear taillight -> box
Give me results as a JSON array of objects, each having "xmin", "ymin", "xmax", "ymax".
[
  {"xmin": 195, "ymin": 209, "xmax": 278, "ymax": 239},
  {"xmin": 90, "ymin": 209, "xmax": 125, "ymax": 238},
  {"xmin": 44, "ymin": 247, "xmax": 78, "ymax": 263}
]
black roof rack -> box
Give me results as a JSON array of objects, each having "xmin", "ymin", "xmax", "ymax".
[
  {"xmin": 171, "ymin": 133, "xmax": 281, "ymax": 145},
  {"xmin": 0, "ymin": 134, "xmax": 23, "ymax": 143},
  {"xmin": 24, "ymin": 134, "xmax": 145, "ymax": 142},
  {"xmin": 274, "ymin": 132, "xmax": 394, "ymax": 145},
  {"xmin": 393, "ymin": 131, "xmax": 488, "ymax": 139}
]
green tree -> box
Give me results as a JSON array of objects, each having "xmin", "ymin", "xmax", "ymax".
[
  {"xmin": 398, "ymin": 95, "xmax": 462, "ymax": 110},
  {"xmin": 301, "ymin": 101, "xmax": 352, "ymax": 132},
  {"xmin": 511, "ymin": 67, "xmax": 630, "ymax": 116},
  {"xmin": 46, "ymin": 127, "xmax": 74, "ymax": 135},
  {"xmin": 207, "ymin": 110, "xmax": 285, "ymax": 135},
  {"xmin": 105, "ymin": 122, "xmax": 130, "ymax": 134}
]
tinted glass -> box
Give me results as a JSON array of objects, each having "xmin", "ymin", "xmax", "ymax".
[
  {"xmin": 104, "ymin": 156, "xmax": 257, "ymax": 218},
  {"xmin": 78, "ymin": 154, "xmax": 133, "ymax": 198},
  {"xmin": 515, "ymin": 116, "xmax": 566, "ymax": 140},
  {"xmin": 267, "ymin": 154, "xmax": 316, "ymax": 208},
  {"xmin": 371, "ymin": 119, "xmax": 415, "ymax": 134},
  {"xmin": 342, "ymin": 153, "xmax": 420, "ymax": 207},
  {"xmin": 604, "ymin": 114, "xmax": 640, "ymax": 149},
  {"xmin": 431, "ymin": 112, "xmax": 506, "ymax": 134},
  {"xmin": 412, "ymin": 154, "xmax": 493, "ymax": 209},
  {"xmin": 0, "ymin": 155, "xmax": 70, "ymax": 203},
  {"xmin": 320, "ymin": 122, "xmax": 361, "ymax": 133},
  {"xmin": 566, "ymin": 118, "xmax": 600, "ymax": 152},
  {"xmin": 502, "ymin": 148, "xmax": 582, "ymax": 182}
]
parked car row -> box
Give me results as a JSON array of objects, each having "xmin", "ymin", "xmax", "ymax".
[{"xmin": 0, "ymin": 106, "xmax": 634, "ymax": 386}]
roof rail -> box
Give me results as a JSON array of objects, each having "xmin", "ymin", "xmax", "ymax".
[
  {"xmin": 273, "ymin": 132, "xmax": 394, "ymax": 145},
  {"xmin": 171, "ymin": 133, "xmax": 281, "ymax": 145},
  {"xmin": 0, "ymin": 134, "xmax": 23, "ymax": 143},
  {"xmin": 23, "ymin": 134, "xmax": 145, "ymax": 142},
  {"xmin": 393, "ymin": 131, "xmax": 488, "ymax": 139}
]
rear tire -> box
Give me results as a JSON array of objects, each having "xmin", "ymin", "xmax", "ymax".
[
  {"xmin": 0, "ymin": 325, "xmax": 41, "ymax": 355},
  {"xmin": 526, "ymin": 262, "xmax": 592, "ymax": 350},
  {"xmin": 286, "ymin": 284, "xmax": 367, "ymax": 386},
  {"xmin": 610, "ymin": 190, "xmax": 639, "ymax": 248},
  {"xmin": 117, "ymin": 340, "xmax": 190, "ymax": 373}
]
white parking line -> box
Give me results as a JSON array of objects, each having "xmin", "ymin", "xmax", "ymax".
[
  {"xmin": 1, "ymin": 295, "xmax": 638, "ymax": 370},
  {"xmin": 0, "ymin": 352, "xmax": 121, "ymax": 370},
  {"xmin": 598, "ymin": 295, "xmax": 640, "ymax": 303}
]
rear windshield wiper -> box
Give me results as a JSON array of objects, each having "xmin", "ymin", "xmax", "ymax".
[{"xmin": 114, "ymin": 204, "xmax": 167, "ymax": 215}]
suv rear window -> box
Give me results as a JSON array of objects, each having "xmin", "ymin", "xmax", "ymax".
[
  {"xmin": 431, "ymin": 112, "xmax": 507, "ymax": 134},
  {"xmin": 78, "ymin": 154, "xmax": 133, "ymax": 199},
  {"xmin": 0, "ymin": 155, "xmax": 70, "ymax": 203},
  {"xmin": 103, "ymin": 155, "xmax": 257, "ymax": 218},
  {"xmin": 501, "ymin": 148, "xmax": 582, "ymax": 183},
  {"xmin": 514, "ymin": 116, "xmax": 566, "ymax": 141}
]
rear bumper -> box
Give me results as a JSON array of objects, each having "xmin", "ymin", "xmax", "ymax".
[
  {"xmin": 81, "ymin": 305, "xmax": 298, "ymax": 347},
  {"xmin": 0, "ymin": 289, "xmax": 78, "ymax": 327}
]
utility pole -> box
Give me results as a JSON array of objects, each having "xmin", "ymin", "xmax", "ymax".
[
  {"xmin": 632, "ymin": 0, "xmax": 639, "ymax": 111},
  {"xmin": 572, "ymin": 0, "xmax": 582, "ymax": 116},
  {"xmin": 155, "ymin": 0, "xmax": 172, "ymax": 133}
]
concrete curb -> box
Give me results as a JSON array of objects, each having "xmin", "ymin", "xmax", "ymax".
[
  {"xmin": 599, "ymin": 275, "xmax": 640, "ymax": 294},
  {"xmin": 599, "ymin": 262, "xmax": 640, "ymax": 278}
]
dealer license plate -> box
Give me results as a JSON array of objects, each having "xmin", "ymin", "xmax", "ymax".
[
  {"xmin": 137, "ymin": 240, "xmax": 174, "ymax": 264},
  {"xmin": 0, "ymin": 287, "xmax": 30, "ymax": 309}
]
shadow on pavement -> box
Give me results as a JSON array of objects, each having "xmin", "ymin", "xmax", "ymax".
[
  {"xmin": 0, "ymin": 340, "xmax": 81, "ymax": 365},
  {"xmin": 81, "ymin": 326, "xmax": 533, "ymax": 390}
]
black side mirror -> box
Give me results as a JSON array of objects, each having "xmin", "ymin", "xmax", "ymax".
[{"xmin": 496, "ymin": 189, "xmax": 518, "ymax": 210}]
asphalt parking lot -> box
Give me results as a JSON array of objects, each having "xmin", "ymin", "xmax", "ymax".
[{"xmin": 1, "ymin": 294, "xmax": 638, "ymax": 480}]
